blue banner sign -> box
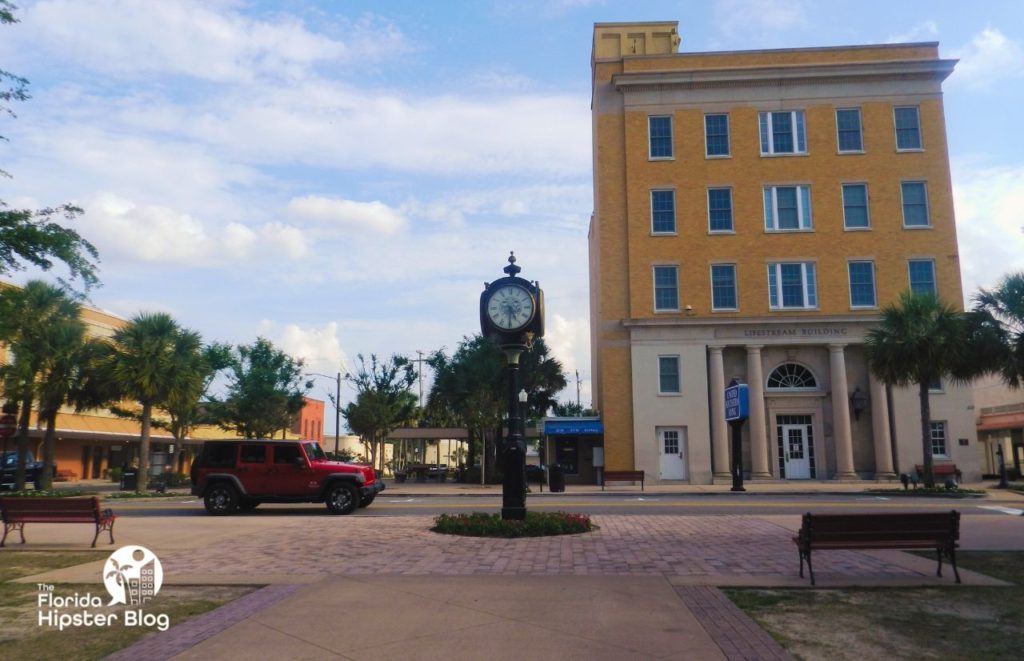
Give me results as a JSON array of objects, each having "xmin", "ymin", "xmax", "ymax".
[
  {"xmin": 725, "ymin": 384, "xmax": 749, "ymax": 422},
  {"xmin": 544, "ymin": 419, "xmax": 604, "ymax": 435}
]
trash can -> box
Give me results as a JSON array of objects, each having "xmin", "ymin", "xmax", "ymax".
[
  {"xmin": 548, "ymin": 463, "xmax": 565, "ymax": 493},
  {"xmin": 119, "ymin": 470, "xmax": 138, "ymax": 491}
]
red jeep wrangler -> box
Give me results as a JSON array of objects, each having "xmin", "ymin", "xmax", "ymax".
[{"xmin": 190, "ymin": 440, "xmax": 383, "ymax": 515}]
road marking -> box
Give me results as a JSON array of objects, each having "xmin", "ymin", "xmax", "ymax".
[
  {"xmin": 856, "ymin": 497, "xmax": 890, "ymax": 501},
  {"xmin": 977, "ymin": 505, "xmax": 1024, "ymax": 516},
  {"xmin": 633, "ymin": 498, "xmax": 660, "ymax": 501},
  {"xmin": 387, "ymin": 498, "xmax": 421, "ymax": 503}
]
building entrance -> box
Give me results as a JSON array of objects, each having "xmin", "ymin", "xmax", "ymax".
[{"xmin": 777, "ymin": 415, "xmax": 814, "ymax": 479}]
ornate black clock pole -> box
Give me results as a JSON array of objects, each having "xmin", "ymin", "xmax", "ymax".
[{"xmin": 480, "ymin": 252, "xmax": 545, "ymax": 520}]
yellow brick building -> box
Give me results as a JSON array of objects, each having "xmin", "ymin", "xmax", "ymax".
[{"xmin": 588, "ymin": 21, "xmax": 980, "ymax": 484}]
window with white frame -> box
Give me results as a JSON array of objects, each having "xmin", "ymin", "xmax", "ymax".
[
  {"xmin": 658, "ymin": 355, "xmax": 681, "ymax": 394},
  {"xmin": 901, "ymin": 182, "xmax": 930, "ymax": 227},
  {"xmin": 759, "ymin": 110, "xmax": 807, "ymax": 155},
  {"xmin": 704, "ymin": 113, "xmax": 730, "ymax": 156},
  {"xmin": 711, "ymin": 264, "xmax": 737, "ymax": 310},
  {"xmin": 894, "ymin": 106, "xmax": 922, "ymax": 150},
  {"xmin": 842, "ymin": 183, "xmax": 870, "ymax": 229},
  {"xmin": 707, "ymin": 188, "xmax": 733, "ymax": 232},
  {"xmin": 763, "ymin": 185, "xmax": 812, "ymax": 230},
  {"xmin": 836, "ymin": 108, "xmax": 863, "ymax": 152},
  {"xmin": 649, "ymin": 116, "xmax": 673, "ymax": 159},
  {"xmin": 651, "ymin": 190, "xmax": 676, "ymax": 234},
  {"xmin": 929, "ymin": 421, "xmax": 948, "ymax": 457},
  {"xmin": 653, "ymin": 265, "xmax": 679, "ymax": 311},
  {"xmin": 848, "ymin": 261, "xmax": 877, "ymax": 308},
  {"xmin": 768, "ymin": 262, "xmax": 817, "ymax": 309},
  {"xmin": 908, "ymin": 259, "xmax": 937, "ymax": 295}
]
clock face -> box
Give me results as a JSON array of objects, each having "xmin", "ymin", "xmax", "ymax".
[{"xmin": 486, "ymin": 284, "xmax": 535, "ymax": 331}]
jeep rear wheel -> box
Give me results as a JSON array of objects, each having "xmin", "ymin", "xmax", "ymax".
[
  {"xmin": 204, "ymin": 483, "xmax": 238, "ymax": 515},
  {"xmin": 325, "ymin": 483, "xmax": 359, "ymax": 515}
]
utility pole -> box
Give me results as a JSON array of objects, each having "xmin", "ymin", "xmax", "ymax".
[
  {"xmin": 410, "ymin": 350, "xmax": 427, "ymax": 408},
  {"xmin": 576, "ymin": 370, "xmax": 581, "ymax": 416}
]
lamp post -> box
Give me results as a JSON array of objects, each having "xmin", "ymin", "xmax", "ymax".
[
  {"xmin": 307, "ymin": 371, "xmax": 342, "ymax": 456},
  {"xmin": 849, "ymin": 387, "xmax": 868, "ymax": 422}
]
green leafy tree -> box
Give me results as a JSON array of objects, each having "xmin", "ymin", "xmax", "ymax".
[
  {"xmin": 552, "ymin": 401, "xmax": 597, "ymax": 417},
  {"xmin": 342, "ymin": 354, "xmax": 418, "ymax": 474},
  {"xmin": 865, "ymin": 292, "xmax": 973, "ymax": 488},
  {"xmin": 100, "ymin": 313, "xmax": 199, "ymax": 491},
  {"xmin": 213, "ymin": 338, "xmax": 310, "ymax": 440},
  {"xmin": 426, "ymin": 336, "xmax": 565, "ymax": 481},
  {"xmin": 972, "ymin": 271, "xmax": 1024, "ymax": 388},
  {"xmin": 0, "ymin": 280, "xmax": 82, "ymax": 489},
  {"xmin": 1, "ymin": 3, "xmax": 98, "ymax": 289}
]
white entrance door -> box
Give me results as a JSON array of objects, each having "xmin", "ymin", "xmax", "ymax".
[
  {"xmin": 781, "ymin": 423, "xmax": 811, "ymax": 479},
  {"xmin": 659, "ymin": 428, "xmax": 687, "ymax": 480}
]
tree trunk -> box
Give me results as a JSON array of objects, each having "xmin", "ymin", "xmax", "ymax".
[
  {"xmin": 138, "ymin": 401, "xmax": 152, "ymax": 492},
  {"xmin": 41, "ymin": 412, "xmax": 57, "ymax": 490},
  {"xmin": 15, "ymin": 393, "xmax": 32, "ymax": 491},
  {"xmin": 918, "ymin": 380, "xmax": 934, "ymax": 488}
]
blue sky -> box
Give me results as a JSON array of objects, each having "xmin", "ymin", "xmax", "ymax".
[{"xmin": 2, "ymin": 0, "xmax": 1023, "ymax": 430}]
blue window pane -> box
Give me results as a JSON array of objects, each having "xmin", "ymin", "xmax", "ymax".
[
  {"xmin": 708, "ymin": 188, "xmax": 733, "ymax": 231},
  {"xmin": 902, "ymin": 182, "xmax": 929, "ymax": 226},
  {"xmin": 837, "ymin": 109, "xmax": 863, "ymax": 151},
  {"xmin": 771, "ymin": 112, "xmax": 793, "ymax": 153},
  {"xmin": 843, "ymin": 184, "xmax": 869, "ymax": 228},
  {"xmin": 775, "ymin": 187, "xmax": 799, "ymax": 228},
  {"xmin": 763, "ymin": 188, "xmax": 774, "ymax": 229},
  {"xmin": 805, "ymin": 263, "xmax": 817, "ymax": 307},
  {"xmin": 654, "ymin": 266, "xmax": 678, "ymax": 310},
  {"xmin": 795, "ymin": 111, "xmax": 806, "ymax": 153},
  {"xmin": 848, "ymin": 262, "xmax": 876, "ymax": 307},
  {"xmin": 780, "ymin": 264, "xmax": 804, "ymax": 307},
  {"xmin": 759, "ymin": 113, "xmax": 769, "ymax": 153},
  {"xmin": 659, "ymin": 356, "xmax": 680, "ymax": 393},
  {"xmin": 909, "ymin": 260, "xmax": 936, "ymax": 295},
  {"xmin": 799, "ymin": 186, "xmax": 812, "ymax": 228},
  {"xmin": 705, "ymin": 114, "xmax": 729, "ymax": 156},
  {"xmin": 649, "ymin": 116, "xmax": 673, "ymax": 158},
  {"xmin": 651, "ymin": 190, "xmax": 676, "ymax": 233},
  {"xmin": 711, "ymin": 264, "xmax": 737, "ymax": 309},
  {"xmin": 895, "ymin": 107, "xmax": 921, "ymax": 149}
]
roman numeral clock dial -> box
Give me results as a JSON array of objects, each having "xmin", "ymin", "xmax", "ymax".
[{"xmin": 486, "ymin": 284, "xmax": 535, "ymax": 331}]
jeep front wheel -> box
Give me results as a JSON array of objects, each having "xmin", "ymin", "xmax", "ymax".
[
  {"xmin": 325, "ymin": 483, "xmax": 359, "ymax": 515},
  {"xmin": 204, "ymin": 484, "xmax": 238, "ymax": 515}
]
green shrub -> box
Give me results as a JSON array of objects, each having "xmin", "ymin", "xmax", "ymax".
[
  {"xmin": 432, "ymin": 511, "xmax": 595, "ymax": 537},
  {"xmin": 108, "ymin": 467, "xmax": 122, "ymax": 482},
  {"xmin": 0, "ymin": 489, "xmax": 93, "ymax": 497}
]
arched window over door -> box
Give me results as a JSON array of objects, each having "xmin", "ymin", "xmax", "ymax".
[{"xmin": 766, "ymin": 363, "xmax": 817, "ymax": 390}]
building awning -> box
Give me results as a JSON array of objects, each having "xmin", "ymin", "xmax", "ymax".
[{"xmin": 544, "ymin": 418, "xmax": 604, "ymax": 436}]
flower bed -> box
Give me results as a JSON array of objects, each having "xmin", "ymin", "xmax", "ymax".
[{"xmin": 432, "ymin": 511, "xmax": 595, "ymax": 537}]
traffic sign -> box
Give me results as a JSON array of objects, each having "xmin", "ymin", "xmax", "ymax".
[{"xmin": 725, "ymin": 383, "xmax": 749, "ymax": 422}]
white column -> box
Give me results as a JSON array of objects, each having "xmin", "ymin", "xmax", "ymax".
[
  {"xmin": 746, "ymin": 345, "xmax": 771, "ymax": 479},
  {"xmin": 709, "ymin": 346, "xmax": 730, "ymax": 478},
  {"xmin": 829, "ymin": 344, "xmax": 858, "ymax": 479},
  {"xmin": 869, "ymin": 373, "xmax": 896, "ymax": 478}
]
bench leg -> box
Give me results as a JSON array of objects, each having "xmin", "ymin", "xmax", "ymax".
[
  {"xmin": 947, "ymin": 545, "xmax": 961, "ymax": 584},
  {"xmin": 798, "ymin": 548, "xmax": 804, "ymax": 578},
  {"xmin": 2, "ymin": 522, "xmax": 25, "ymax": 547},
  {"xmin": 93, "ymin": 519, "xmax": 116, "ymax": 548},
  {"xmin": 806, "ymin": 550, "xmax": 815, "ymax": 586},
  {"xmin": 935, "ymin": 546, "xmax": 944, "ymax": 578}
]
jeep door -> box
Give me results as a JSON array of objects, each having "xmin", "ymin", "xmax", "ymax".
[
  {"xmin": 235, "ymin": 443, "xmax": 271, "ymax": 494},
  {"xmin": 270, "ymin": 444, "xmax": 315, "ymax": 496}
]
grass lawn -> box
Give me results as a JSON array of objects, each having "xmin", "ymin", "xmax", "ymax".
[
  {"xmin": 725, "ymin": 551, "xmax": 1024, "ymax": 661},
  {"xmin": 0, "ymin": 551, "xmax": 256, "ymax": 660}
]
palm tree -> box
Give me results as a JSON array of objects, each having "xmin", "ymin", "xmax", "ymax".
[
  {"xmin": 35, "ymin": 317, "xmax": 92, "ymax": 489},
  {"xmin": 972, "ymin": 271, "xmax": 1024, "ymax": 388},
  {"xmin": 101, "ymin": 312, "xmax": 195, "ymax": 491},
  {"xmin": 865, "ymin": 292, "xmax": 971, "ymax": 488},
  {"xmin": 0, "ymin": 280, "xmax": 82, "ymax": 489}
]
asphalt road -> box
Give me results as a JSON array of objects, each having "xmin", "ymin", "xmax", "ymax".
[{"xmin": 107, "ymin": 493, "xmax": 1024, "ymax": 518}]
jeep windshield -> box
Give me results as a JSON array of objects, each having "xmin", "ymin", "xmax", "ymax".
[{"xmin": 303, "ymin": 442, "xmax": 328, "ymax": 461}]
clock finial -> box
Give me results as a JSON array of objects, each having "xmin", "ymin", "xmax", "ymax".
[{"xmin": 503, "ymin": 251, "xmax": 521, "ymax": 277}]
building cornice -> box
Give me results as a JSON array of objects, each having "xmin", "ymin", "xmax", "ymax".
[
  {"xmin": 622, "ymin": 314, "xmax": 881, "ymax": 328},
  {"xmin": 612, "ymin": 58, "xmax": 956, "ymax": 93}
]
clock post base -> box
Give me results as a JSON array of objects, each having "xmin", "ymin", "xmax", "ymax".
[{"xmin": 501, "ymin": 506, "xmax": 526, "ymax": 521}]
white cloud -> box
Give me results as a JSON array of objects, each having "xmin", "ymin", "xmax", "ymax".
[
  {"xmin": 264, "ymin": 321, "xmax": 351, "ymax": 379},
  {"xmin": 714, "ymin": 0, "xmax": 810, "ymax": 40},
  {"xmin": 952, "ymin": 162, "xmax": 1024, "ymax": 299},
  {"xmin": 887, "ymin": 21, "xmax": 939, "ymax": 44},
  {"xmin": 256, "ymin": 223, "xmax": 310, "ymax": 260},
  {"xmin": 950, "ymin": 28, "xmax": 1024, "ymax": 89},
  {"xmin": 288, "ymin": 196, "xmax": 407, "ymax": 235},
  {"xmin": 81, "ymin": 193, "xmax": 214, "ymax": 264},
  {"xmin": 17, "ymin": 0, "xmax": 406, "ymax": 82}
]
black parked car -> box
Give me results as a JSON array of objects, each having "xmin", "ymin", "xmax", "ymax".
[{"xmin": 0, "ymin": 451, "xmax": 43, "ymax": 490}]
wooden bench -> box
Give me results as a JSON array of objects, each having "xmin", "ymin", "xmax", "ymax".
[
  {"xmin": 0, "ymin": 496, "xmax": 117, "ymax": 548},
  {"xmin": 54, "ymin": 469, "xmax": 77, "ymax": 482},
  {"xmin": 914, "ymin": 463, "xmax": 962, "ymax": 482},
  {"xmin": 602, "ymin": 470, "xmax": 645, "ymax": 491},
  {"xmin": 793, "ymin": 511, "xmax": 960, "ymax": 586}
]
